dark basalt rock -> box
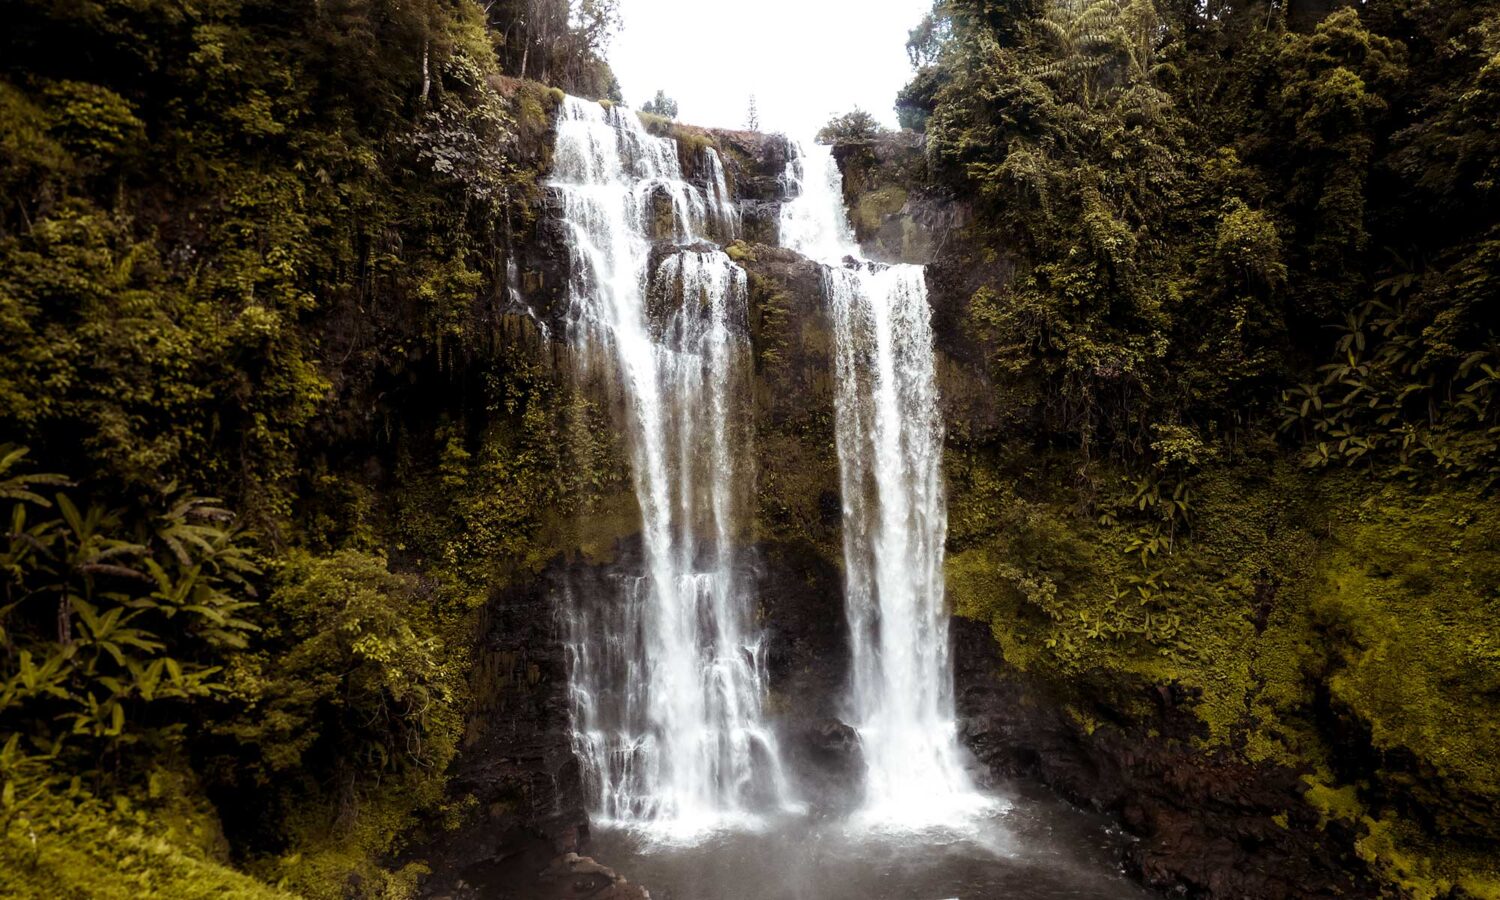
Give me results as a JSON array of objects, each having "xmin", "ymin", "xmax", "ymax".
[
  {"xmin": 807, "ymin": 718, "xmax": 861, "ymax": 758},
  {"xmin": 951, "ymin": 618, "xmax": 1378, "ymax": 899},
  {"xmin": 830, "ymin": 132, "xmax": 968, "ymax": 267},
  {"xmin": 788, "ymin": 717, "xmax": 865, "ymax": 812},
  {"xmin": 515, "ymin": 190, "xmax": 575, "ymax": 336},
  {"xmin": 539, "ymin": 853, "xmax": 651, "ymax": 899},
  {"xmin": 709, "ymin": 129, "xmax": 794, "ymax": 204},
  {"xmin": 413, "ymin": 570, "xmax": 589, "ymax": 899},
  {"xmin": 739, "ymin": 199, "xmax": 783, "ymax": 246}
]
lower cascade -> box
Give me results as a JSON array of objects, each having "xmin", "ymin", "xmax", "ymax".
[
  {"xmin": 781, "ymin": 142, "xmax": 989, "ymax": 825},
  {"xmin": 552, "ymin": 96, "xmax": 794, "ymax": 836}
]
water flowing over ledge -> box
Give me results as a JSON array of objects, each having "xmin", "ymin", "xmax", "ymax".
[
  {"xmin": 550, "ymin": 96, "xmax": 995, "ymax": 847},
  {"xmin": 780, "ymin": 140, "xmax": 998, "ymax": 830},
  {"xmin": 551, "ymin": 96, "xmax": 797, "ymax": 843}
]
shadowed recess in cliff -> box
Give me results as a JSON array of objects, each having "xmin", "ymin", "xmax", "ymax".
[
  {"xmin": 550, "ymin": 96, "xmax": 797, "ymax": 841},
  {"xmin": 780, "ymin": 141, "xmax": 994, "ymax": 827}
]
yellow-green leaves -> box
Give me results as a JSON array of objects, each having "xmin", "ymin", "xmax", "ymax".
[{"xmin": 0, "ymin": 450, "xmax": 260, "ymax": 757}]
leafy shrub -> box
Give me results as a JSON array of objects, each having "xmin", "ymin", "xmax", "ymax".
[
  {"xmin": 817, "ymin": 108, "xmax": 884, "ymax": 144},
  {"xmin": 0, "ymin": 445, "xmax": 259, "ymax": 766},
  {"xmin": 217, "ymin": 550, "xmax": 459, "ymax": 781}
]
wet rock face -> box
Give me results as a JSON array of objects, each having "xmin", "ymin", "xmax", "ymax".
[
  {"xmin": 516, "ymin": 191, "xmax": 575, "ymax": 334},
  {"xmin": 709, "ymin": 129, "xmax": 793, "ymax": 204},
  {"xmin": 737, "ymin": 244, "xmax": 864, "ymax": 812},
  {"xmin": 951, "ymin": 619, "xmax": 1376, "ymax": 899},
  {"xmin": 540, "ymin": 853, "xmax": 652, "ymax": 899},
  {"xmin": 830, "ymin": 133, "xmax": 968, "ymax": 267},
  {"xmin": 422, "ymin": 240, "xmax": 846, "ymax": 897},
  {"xmin": 739, "ymin": 200, "xmax": 783, "ymax": 246},
  {"xmin": 713, "ymin": 130, "xmax": 793, "ymax": 244},
  {"xmin": 415, "ymin": 570, "xmax": 590, "ymax": 898},
  {"xmin": 429, "ymin": 848, "xmax": 651, "ymax": 900},
  {"xmin": 787, "ymin": 718, "xmax": 865, "ymax": 812}
]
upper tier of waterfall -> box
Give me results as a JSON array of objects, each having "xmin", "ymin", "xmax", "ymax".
[{"xmin": 552, "ymin": 96, "xmax": 795, "ymax": 842}]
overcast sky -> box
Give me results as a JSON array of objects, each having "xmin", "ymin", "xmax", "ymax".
[{"xmin": 606, "ymin": 0, "xmax": 933, "ymax": 136}]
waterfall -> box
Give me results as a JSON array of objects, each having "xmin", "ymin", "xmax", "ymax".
[
  {"xmin": 704, "ymin": 147, "xmax": 741, "ymax": 241},
  {"xmin": 551, "ymin": 96, "xmax": 793, "ymax": 839},
  {"xmin": 781, "ymin": 142, "xmax": 986, "ymax": 826}
]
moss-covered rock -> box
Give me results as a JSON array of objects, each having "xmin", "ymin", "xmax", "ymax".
[
  {"xmin": 1, "ymin": 782, "xmax": 295, "ymax": 900},
  {"xmin": 831, "ymin": 133, "xmax": 962, "ymax": 265},
  {"xmin": 945, "ymin": 442, "xmax": 1500, "ymax": 896}
]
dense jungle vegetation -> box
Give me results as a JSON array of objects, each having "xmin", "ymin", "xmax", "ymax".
[
  {"xmin": 0, "ymin": 0, "xmax": 1496, "ymax": 896},
  {"xmin": 0, "ymin": 0, "xmax": 619, "ymax": 895},
  {"xmin": 878, "ymin": 0, "xmax": 1500, "ymax": 895},
  {"xmin": 899, "ymin": 0, "xmax": 1497, "ymax": 479}
]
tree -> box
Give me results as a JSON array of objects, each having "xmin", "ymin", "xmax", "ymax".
[
  {"xmin": 746, "ymin": 94, "xmax": 760, "ymax": 131},
  {"xmin": 641, "ymin": 89, "xmax": 678, "ymax": 119},
  {"xmin": 817, "ymin": 108, "xmax": 883, "ymax": 144},
  {"xmin": 485, "ymin": 0, "xmax": 622, "ymax": 97}
]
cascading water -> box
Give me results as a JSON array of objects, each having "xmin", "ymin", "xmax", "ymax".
[
  {"xmin": 781, "ymin": 141, "xmax": 990, "ymax": 826},
  {"xmin": 551, "ymin": 96, "xmax": 793, "ymax": 839},
  {"xmin": 514, "ymin": 116, "xmax": 1154, "ymax": 900}
]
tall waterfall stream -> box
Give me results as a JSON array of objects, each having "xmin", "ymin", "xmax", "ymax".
[
  {"xmin": 781, "ymin": 142, "xmax": 987, "ymax": 826},
  {"xmin": 553, "ymin": 96, "xmax": 796, "ymax": 838},
  {"xmin": 543, "ymin": 99, "xmax": 1147, "ymax": 898}
]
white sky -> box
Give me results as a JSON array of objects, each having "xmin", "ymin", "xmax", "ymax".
[{"xmin": 605, "ymin": 0, "xmax": 932, "ymax": 136}]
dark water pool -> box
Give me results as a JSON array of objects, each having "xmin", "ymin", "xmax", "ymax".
[{"xmin": 587, "ymin": 783, "xmax": 1151, "ymax": 900}]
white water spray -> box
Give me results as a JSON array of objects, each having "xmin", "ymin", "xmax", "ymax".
[
  {"xmin": 781, "ymin": 141, "xmax": 989, "ymax": 827},
  {"xmin": 553, "ymin": 97, "xmax": 794, "ymax": 840}
]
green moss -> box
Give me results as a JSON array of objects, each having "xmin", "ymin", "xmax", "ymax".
[
  {"xmin": 516, "ymin": 84, "xmax": 551, "ymax": 135},
  {"xmin": 395, "ymin": 361, "xmax": 632, "ymax": 594},
  {"xmin": 1303, "ymin": 776, "xmax": 1364, "ymax": 827},
  {"xmin": 636, "ymin": 110, "xmax": 672, "ymax": 135},
  {"xmin": 854, "ymin": 184, "xmax": 908, "ymax": 235},
  {"xmin": 947, "ymin": 445, "xmax": 1500, "ymax": 894},
  {"xmin": 1353, "ymin": 813, "xmax": 1500, "ymax": 900},
  {"xmin": 1309, "ymin": 482, "xmax": 1500, "ymax": 835},
  {"xmin": 0, "ymin": 785, "xmax": 292, "ymax": 900},
  {"xmin": 251, "ymin": 789, "xmax": 434, "ymax": 900},
  {"xmin": 675, "ymin": 128, "xmax": 715, "ymax": 161},
  {"xmin": 726, "ymin": 240, "xmax": 757, "ymax": 263}
]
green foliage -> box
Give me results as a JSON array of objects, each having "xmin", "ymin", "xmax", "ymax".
[
  {"xmin": 0, "ymin": 0, "xmax": 604, "ymax": 892},
  {"xmin": 921, "ymin": 0, "xmax": 1186, "ymax": 460},
  {"xmin": 1281, "ymin": 300, "xmax": 1499, "ymax": 481},
  {"xmin": 1268, "ymin": 9, "xmax": 1407, "ymax": 320},
  {"xmin": 0, "ymin": 445, "xmax": 260, "ymax": 763},
  {"xmin": 217, "ymin": 550, "xmax": 457, "ymax": 781},
  {"xmin": 641, "ymin": 88, "xmax": 679, "ymax": 119},
  {"xmin": 911, "ymin": 1, "xmax": 1500, "ymax": 891},
  {"xmin": 817, "ymin": 108, "xmax": 885, "ymax": 144},
  {"xmin": 484, "ymin": 0, "xmax": 622, "ymax": 98},
  {"xmin": 210, "ymin": 549, "xmax": 461, "ymax": 900},
  {"xmin": 0, "ymin": 774, "xmax": 294, "ymax": 900},
  {"xmin": 906, "ymin": 0, "xmax": 1499, "ymax": 483},
  {"xmin": 39, "ymin": 80, "xmax": 145, "ymax": 163},
  {"xmin": 948, "ymin": 452, "xmax": 1500, "ymax": 881},
  {"xmin": 895, "ymin": 65, "xmax": 946, "ymax": 131}
]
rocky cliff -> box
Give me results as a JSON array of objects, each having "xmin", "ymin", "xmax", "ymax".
[
  {"xmin": 412, "ymin": 99, "xmax": 1500, "ymax": 900},
  {"xmin": 830, "ymin": 133, "xmax": 1500, "ymax": 899}
]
